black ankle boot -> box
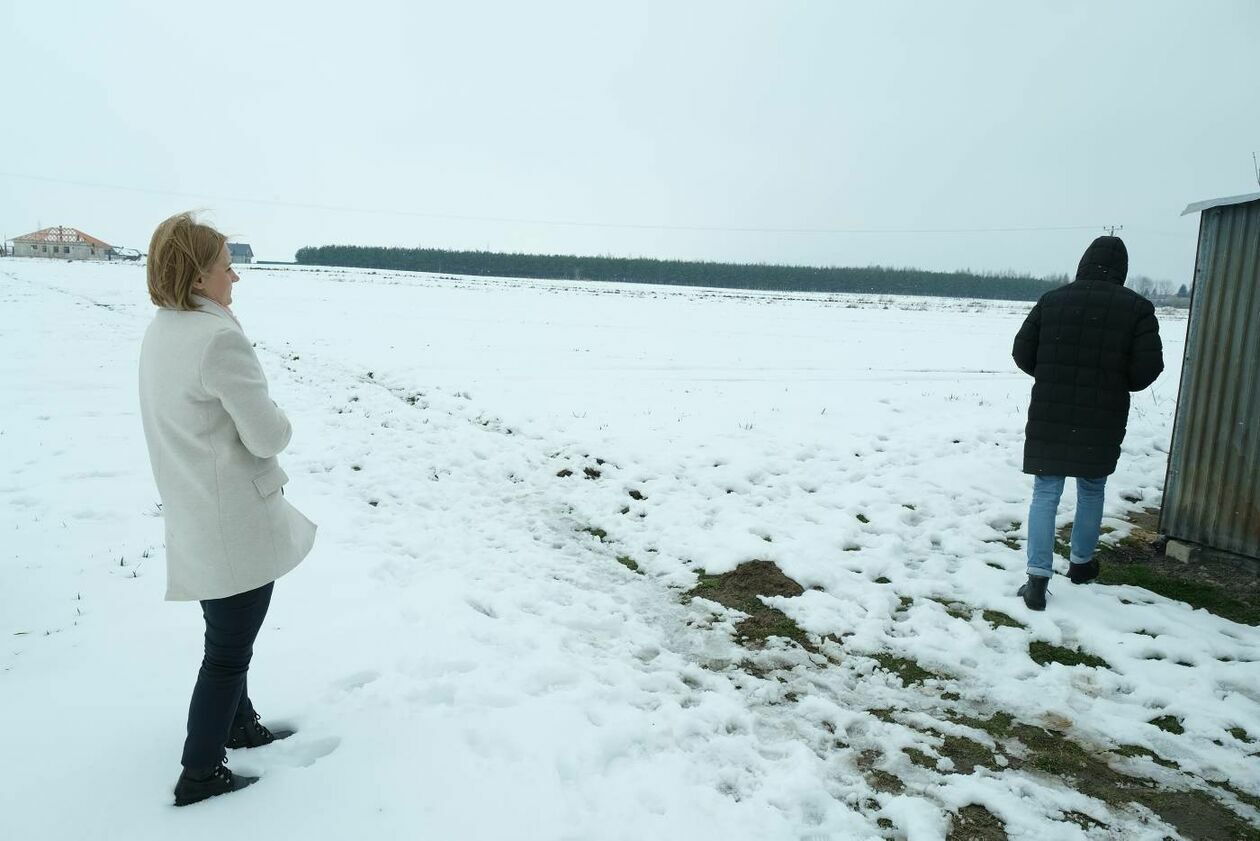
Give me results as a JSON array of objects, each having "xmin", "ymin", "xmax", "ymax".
[
  {"xmin": 226, "ymin": 711, "xmax": 295, "ymax": 750},
  {"xmin": 1069, "ymin": 558, "xmax": 1100, "ymax": 584},
  {"xmin": 174, "ymin": 757, "xmax": 258, "ymax": 806},
  {"xmin": 1017, "ymin": 574, "xmax": 1049, "ymax": 611}
]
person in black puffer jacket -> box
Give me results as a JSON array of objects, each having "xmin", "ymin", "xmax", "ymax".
[{"xmin": 1011, "ymin": 236, "xmax": 1164, "ymax": 610}]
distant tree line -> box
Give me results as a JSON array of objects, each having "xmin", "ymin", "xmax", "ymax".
[
  {"xmin": 295, "ymin": 245, "xmax": 1080, "ymax": 301},
  {"xmin": 1128, "ymin": 275, "xmax": 1190, "ymax": 299}
]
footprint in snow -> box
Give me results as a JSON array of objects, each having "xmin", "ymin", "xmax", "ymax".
[
  {"xmin": 331, "ymin": 670, "xmax": 380, "ymax": 693},
  {"xmin": 251, "ymin": 736, "xmax": 342, "ymax": 770},
  {"xmin": 466, "ymin": 598, "xmax": 498, "ymax": 619}
]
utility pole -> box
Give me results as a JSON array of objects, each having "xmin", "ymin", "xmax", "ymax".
[
  {"xmin": 1253, "ymin": 152, "xmax": 1259, "ymax": 187},
  {"xmin": 1104, "ymin": 225, "xmax": 1123, "ymax": 237}
]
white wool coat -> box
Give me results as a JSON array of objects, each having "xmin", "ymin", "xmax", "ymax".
[{"xmin": 138, "ymin": 296, "xmax": 316, "ymax": 601}]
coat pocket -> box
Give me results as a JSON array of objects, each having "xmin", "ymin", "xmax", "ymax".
[{"xmin": 252, "ymin": 465, "xmax": 289, "ymax": 498}]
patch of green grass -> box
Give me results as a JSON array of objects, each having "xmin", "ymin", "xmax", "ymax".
[
  {"xmin": 1008, "ymin": 723, "xmax": 1115, "ymax": 781},
  {"xmin": 738, "ymin": 613, "xmax": 811, "ymax": 648},
  {"xmin": 978, "ymin": 712, "xmax": 1015, "ymax": 737},
  {"xmin": 946, "ymin": 804, "xmax": 1009, "ymax": 841},
  {"xmin": 1134, "ymin": 787, "xmax": 1260, "ymax": 841},
  {"xmin": 1229, "ymin": 726, "xmax": 1254, "ymax": 743},
  {"xmin": 1017, "ymin": 725, "xmax": 1237, "ymax": 835},
  {"xmin": 874, "ymin": 576, "xmax": 892, "ymax": 584},
  {"xmin": 1098, "ymin": 564, "xmax": 1260, "ymax": 626},
  {"xmin": 857, "ymin": 750, "xmax": 906, "ymax": 794},
  {"xmin": 896, "ymin": 595, "xmax": 915, "ymax": 612},
  {"xmin": 1113, "ymin": 743, "xmax": 1158, "ymax": 760},
  {"xmin": 1097, "ymin": 534, "xmax": 1151, "ymax": 562},
  {"xmin": 686, "ymin": 561, "xmax": 811, "ymax": 649},
  {"xmin": 982, "ymin": 610, "xmax": 1026, "ymax": 629},
  {"xmin": 941, "ymin": 711, "xmax": 1015, "ymax": 745},
  {"xmin": 1028, "ymin": 640, "xmax": 1110, "ymax": 670},
  {"xmin": 904, "ymin": 747, "xmax": 936, "ymax": 769},
  {"xmin": 691, "ymin": 572, "xmax": 722, "ymax": 594},
  {"xmin": 615, "ymin": 555, "xmax": 641, "ymax": 573},
  {"xmin": 929, "ymin": 714, "xmax": 1260, "ymax": 840},
  {"xmin": 1149, "ymin": 715, "xmax": 1184, "ymax": 735},
  {"xmin": 856, "ymin": 513, "xmax": 870, "ymax": 524},
  {"xmin": 871, "ymin": 652, "xmax": 940, "ymax": 685},
  {"xmin": 579, "ymin": 526, "xmax": 607, "ymax": 542},
  {"xmin": 927, "ymin": 597, "xmax": 972, "ymax": 625},
  {"xmin": 865, "ymin": 768, "xmax": 905, "ymax": 794},
  {"xmin": 937, "ymin": 734, "xmax": 1003, "ymax": 774},
  {"xmin": 1213, "ymin": 780, "xmax": 1260, "ymax": 812},
  {"xmin": 1112, "ymin": 744, "xmax": 1180, "ymax": 770}
]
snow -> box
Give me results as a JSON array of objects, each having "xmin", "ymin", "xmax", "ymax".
[{"xmin": 1, "ymin": 257, "xmax": 1255, "ymax": 840}]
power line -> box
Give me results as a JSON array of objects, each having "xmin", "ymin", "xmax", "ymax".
[{"xmin": 0, "ymin": 170, "xmax": 1109, "ymax": 237}]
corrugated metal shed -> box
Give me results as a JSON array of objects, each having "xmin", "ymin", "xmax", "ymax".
[{"xmin": 1161, "ymin": 193, "xmax": 1260, "ymax": 560}]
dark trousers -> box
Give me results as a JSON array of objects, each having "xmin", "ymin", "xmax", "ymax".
[{"xmin": 181, "ymin": 582, "xmax": 274, "ymax": 769}]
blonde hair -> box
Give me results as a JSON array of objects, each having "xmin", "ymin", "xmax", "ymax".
[{"xmin": 147, "ymin": 212, "xmax": 227, "ymax": 310}]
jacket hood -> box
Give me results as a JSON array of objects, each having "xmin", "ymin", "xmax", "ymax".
[{"xmin": 1076, "ymin": 236, "xmax": 1128, "ymax": 284}]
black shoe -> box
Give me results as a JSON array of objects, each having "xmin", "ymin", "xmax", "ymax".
[
  {"xmin": 174, "ymin": 758, "xmax": 258, "ymax": 807},
  {"xmin": 1068, "ymin": 559, "xmax": 1100, "ymax": 584},
  {"xmin": 226, "ymin": 711, "xmax": 294, "ymax": 750},
  {"xmin": 1017, "ymin": 574, "xmax": 1049, "ymax": 611}
]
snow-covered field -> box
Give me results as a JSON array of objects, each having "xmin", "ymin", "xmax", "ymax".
[{"xmin": 1, "ymin": 258, "xmax": 1256, "ymax": 840}]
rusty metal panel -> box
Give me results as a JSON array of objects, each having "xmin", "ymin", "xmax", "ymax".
[{"xmin": 1162, "ymin": 198, "xmax": 1260, "ymax": 559}]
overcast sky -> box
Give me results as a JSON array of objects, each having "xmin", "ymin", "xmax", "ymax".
[{"xmin": 2, "ymin": 0, "xmax": 1257, "ymax": 281}]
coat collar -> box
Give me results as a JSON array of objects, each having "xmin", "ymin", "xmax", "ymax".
[{"xmin": 191, "ymin": 295, "xmax": 244, "ymax": 333}]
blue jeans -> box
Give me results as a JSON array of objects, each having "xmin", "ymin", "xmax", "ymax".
[{"xmin": 1026, "ymin": 475, "xmax": 1107, "ymax": 578}]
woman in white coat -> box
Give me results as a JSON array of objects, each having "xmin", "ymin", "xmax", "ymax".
[{"xmin": 138, "ymin": 213, "xmax": 316, "ymax": 806}]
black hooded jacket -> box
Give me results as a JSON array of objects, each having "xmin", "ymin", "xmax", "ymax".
[{"xmin": 1012, "ymin": 236, "xmax": 1165, "ymax": 477}]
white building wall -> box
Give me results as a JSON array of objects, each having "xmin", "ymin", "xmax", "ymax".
[{"xmin": 12, "ymin": 241, "xmax": 111, "ymax": 260}]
